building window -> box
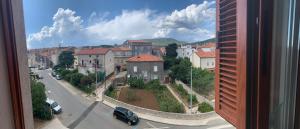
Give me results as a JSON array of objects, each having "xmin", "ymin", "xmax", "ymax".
[
  {"xmin": 153, "ymin": 75, "xmax": 158, "ymax": 80},
  {"xmin": 89, "ymin": 55, "xmax": 91, "ymax": 57},
  {"xmin": 207, "ymin": 62, "xmax": 209, "ymax": 66},
  {"xmin": 134, "ymin": 66, "xmax": 137, "ymax": 72},
  {"xmin": 212, "ymin": 62, "xmax": 214, "ymax": 66},
  {"xmin": 90, "ymin": 60, "xmax": 92, "ymax": 64},
  {"xmin": 82, "ymin": 60, "xmax": 84, "ymax": 65},
  {"xmin": 154, "ymin": 66, "xmax": 158, "ymax": 72}
]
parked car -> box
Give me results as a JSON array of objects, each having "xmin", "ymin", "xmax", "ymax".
[
  {"xmin": 56, "ymin": 75, "xmax": 62, "ymax": 80},
  {"xmin": 51, "ymin": 72, "xmax": 56, "ymax": 77},
  {"xmin": 113, "ymin": 107, "xmax": 139, "ymax": 125},
  {"xmin": 46, "ymin": 98, "xmax": 62, "ymax": 114}
]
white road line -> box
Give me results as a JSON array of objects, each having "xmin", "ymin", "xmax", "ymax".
[
  {"xmin": 144, "ymin": 122, "xmax": 169, "ymax": 129},
  {"xmin": 207, "ymin": 124, "xmax": 234, "ymax": 129}
]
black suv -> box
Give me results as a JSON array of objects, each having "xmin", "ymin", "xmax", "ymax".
[{"xmin": 113, "ymin": 107, "xmax": 139, "ymax": 125}]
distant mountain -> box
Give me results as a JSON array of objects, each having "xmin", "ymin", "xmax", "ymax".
[
  {"xmin": 190, "ymin": 38, "xmax": 216, "ymax": 45},
  {"xmin": 143, "ymin": 38, "xmax": 186, "ymax": 46}
]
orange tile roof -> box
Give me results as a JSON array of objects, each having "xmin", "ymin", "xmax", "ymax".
[
  {"xmin": 195, "ymin": 49, "xmax": 215, "ymax": 58},
  {"xmin": 111, "ymin": 47, "xmax": 132, "ymax": 51},
  {"xmin": 127, "ymin": 54, "xmax": 162, "ymax": 62},
  {"xmin": 75, "ymin": 48, "xmax": 110, "ymax": 55}
]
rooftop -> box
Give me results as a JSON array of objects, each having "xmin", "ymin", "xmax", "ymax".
[
  {"xmin": 195, "ymin": 49, "xmax": 215, "ymax": 58},
  {"xmin": 75, "ymin": 48, "xmax": 110, "ymax": 55},
  {"xmin": 111, "ymin": 47, "xmax": 132, "ymax": 51},
  {"xmin": 197, "ymin": 42, "xmax": 216, "ymax": 49},
  {"xmin": 127, "ymin": 54, "xmax": 163, "ymax": 62}
]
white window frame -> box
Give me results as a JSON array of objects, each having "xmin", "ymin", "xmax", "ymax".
[
  {"xmin": 154, "ymin": 66, "xmax": 158, "ymax": 72},
  {"xmin": 133, "ymin": 66, "xmax": 137, "ymax": 73}
]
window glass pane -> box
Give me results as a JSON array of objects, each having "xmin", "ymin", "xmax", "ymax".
[{"xmin": 270, "ymin": 0, "xmax": 299, "ymax": 128}]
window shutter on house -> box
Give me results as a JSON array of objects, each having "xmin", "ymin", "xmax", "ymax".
[{"xmin": 215, "ymin": 0, "xmax": 247, "ymax": 128}]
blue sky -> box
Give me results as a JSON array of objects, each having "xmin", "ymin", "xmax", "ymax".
[{"xmin": 24, "ymin": 0, "xmax": 216, "ymax": 49}]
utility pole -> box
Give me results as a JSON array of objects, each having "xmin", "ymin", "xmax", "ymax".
[{"xmin": 189, "ymin": 49, "xmax": 194, "ymax": 113}]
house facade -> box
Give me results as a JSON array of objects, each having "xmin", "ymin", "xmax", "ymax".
[
  {"xmin": 74, "ymin": 48, "xmax": 114, "ymax": 76},
  {"xmin": 124, "ymin": 40, "xmax": 152, "ymax": 56},
  {"xmin": 191, "ymin": 49, "xmax": 215, "ymax": 71},
  {"xmin": 126, "ymin": 54, "xmax": 164, "ymax": 82},
  {"xmin": 111, "ymin": 47, "xmax": 132, "ymax": 67},
  {"xmin": 176, "ymin": 45, "xmax": 196, "ymax": 59}
]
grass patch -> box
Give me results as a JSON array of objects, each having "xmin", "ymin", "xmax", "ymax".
[
  {"xmin": 171, "ymin": 83, "xmax": 198, "ymax": 106},
  {"xmin": 198, "ymin": 102, "xmax": 213, "ymax": 113},
  {"xmin": 145, "ymin": 80, "xmax": 185, "ymax": 113}
]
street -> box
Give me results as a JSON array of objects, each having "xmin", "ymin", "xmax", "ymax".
[{"xmin": 38, "ymin": 70, "xmax": 234, "ymax": 129}]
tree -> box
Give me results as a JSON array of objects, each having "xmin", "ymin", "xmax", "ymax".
[
  {"xmin": 31, "ymin": 80, "xmax": 53, "ymax": 120},
  {"xmin": 192, "ymin": 68, "xmax": 214, "ymax": 96},
  {"xmin": 58, "ymin": 51, "xmax": 74, "ymax": 68},
  {"xmin": 165, "ymin": 43, "xmax": 178, "ymax": 57},
  {"xmin": 169, "ymin": 58, "xmax": 192, "ymax": 83}
]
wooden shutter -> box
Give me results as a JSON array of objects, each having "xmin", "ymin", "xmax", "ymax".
[{"xmin": 215, "ymin": 0, "xmax": 247, "ymax": 128}]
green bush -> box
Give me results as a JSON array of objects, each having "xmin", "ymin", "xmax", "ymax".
[
  {"xmin": 31, "ymin": 81, "xmax": 53, "ymax": 120},
  {"xmin": 128, "ymin": 77, "xmax": 145, "ymax": 89},
  {"xmin": 80, "ymin": 76, "xmax": 94, "ymax": 86},
  {"xmin": 148, "ymin": 83, "xmax": 184, "ymax": 113},
  {"xmin": 106, "ymin": 86, "xmax": 117, "ymax": 99},
  {"xmin": 173, "ymin": 84, "xmax": 198, "ymax": 105},
  {"xmin": 198, "ymin": 102, "xmax": 214, "ymax": 113},
  {"xmin": 70, "ymin": 73, "xmax": 84, "ymax": 86}
]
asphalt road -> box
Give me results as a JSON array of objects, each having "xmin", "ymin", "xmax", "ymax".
[{"xmin": 38, "ymin": 70, "xmax": 234, "ymax": 129}]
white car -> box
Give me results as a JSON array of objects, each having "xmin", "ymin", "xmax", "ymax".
[{"xmin": 46, "ymin": 98, "xmax": 62, "ymax": 114}]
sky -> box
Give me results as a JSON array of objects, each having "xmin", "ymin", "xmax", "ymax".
[{"xmin": 23, "ymin": 0, "xmax": 216, "ymax": 49}]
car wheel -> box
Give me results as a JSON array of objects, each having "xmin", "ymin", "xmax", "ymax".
[
  {"xmin": 113, "ymin": 114, "xmax": 117, "ymax": 119},
  {"xmin": 128, "ymin": 121, "xmax": 132, "ymax": 126}
]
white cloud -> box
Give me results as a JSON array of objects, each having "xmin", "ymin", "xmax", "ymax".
[{"xmin": 27, "ymin": 1, "xmax": 216, "ymax": 48}]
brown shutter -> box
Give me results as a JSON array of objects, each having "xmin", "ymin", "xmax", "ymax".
[{"xmin": 215, "ymin": 0, "xmax": 247, "ymax": 128}]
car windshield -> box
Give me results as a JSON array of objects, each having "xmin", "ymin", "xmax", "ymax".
[
  {"xmin": 127, "ymin": 111, "xmax": 133, "ymax": 117},
  {"xmin": 51, "ymin": 102, "xmax": 58, "ymax": 108}
]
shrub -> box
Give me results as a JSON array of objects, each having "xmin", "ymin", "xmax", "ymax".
[
  {"xmin": 173, "ymin": 84, "xmax": 198, "ymax": 105},
  {"xmin": 198, "ymin": 102, "xmax": 214, "ymax": 113},
  {"xmin": 128, "ymin": 77, "xmax": 145, "ymax": 89},
  {"xmin": 70, "ymin": 73, "xmax": 84, "ymax": 86},
  {"xmin": 60, "ymin": 69, "xmax": 72, "ymax": 78},
  {"xmin": 106, "ymin": 86, "xmax": 117, "ymax": 98},
  {"xmin": 31, "ymin": 81, "xmax": 53, "ymax": 120},
  {"xmin": 80, "ymin": 76, "xmax": 94, "ymax": 86}
]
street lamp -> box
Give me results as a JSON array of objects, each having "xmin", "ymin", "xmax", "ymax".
[{"xmin": 189, "ymin": 49, "xmax": 194, "ymax": 113}]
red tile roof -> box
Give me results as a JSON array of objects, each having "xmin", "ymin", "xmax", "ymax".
[
  {"xmin": 195, "ymin": 49, "xmax": 215, "ymax": 58},
  {"xmin": 127, "ymin": 54, "xmax": 162, "ymax": 62},
  {"xmin": 75, "ymin": 48, "xmax": 110, "ymax": 55},
  {"xmin": 111, "ymin": 47, "xmax": 132, "ymax": 51}
]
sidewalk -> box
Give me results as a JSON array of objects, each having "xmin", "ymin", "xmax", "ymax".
[
  {"xmin": 103, "ymin": 100, "xmax": 226, "ymax": 126},
  {"xmin": 95, "ymin": 76, "xmax": 114, "ymax": 101},
  {"xmin": 176, "ymin": 80, "xmax": 214, "ymax": 107},
  {"xmin": 40, "ymin": 118, "xmax": 68, "ymax": 129}
]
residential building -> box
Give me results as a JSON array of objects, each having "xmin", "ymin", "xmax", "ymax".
[
  {"xmin": 176, "ymin": 45, "xmax": 196, "ymax": 59},
  {"xmin": 111, "ymin": 47, "xmax": 132, "ymax": 68},
  {"xmin": 127, "ymin": 54, "xmax": 164, "ymax": 82},
  {"xmin": 124, "ymin": 40, "xmax": 152, "ymax": 56},
  {"xmin": 191, "ymin": 49, "xmax": 215, "ymax": 71},
  {"xmin": 152, "ymin": 47, "xmax": 166, "ymax": 57},
  {"xmin": 74, "ymin": 48, "xmax": 114, "ymax": 76}
]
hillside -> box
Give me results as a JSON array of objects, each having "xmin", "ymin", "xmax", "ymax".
[
  {"xmin": 190, "ymin": 38, "xmax": 216, "ymax": 45},
  {"xmin": 143, "ymin": 38, "xmax": 186, "ymax": 46}
]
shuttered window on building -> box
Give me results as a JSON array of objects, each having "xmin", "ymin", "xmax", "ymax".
[{"xmin": 215, "ymin": 0, "xmax": 247, "ymax": 128}]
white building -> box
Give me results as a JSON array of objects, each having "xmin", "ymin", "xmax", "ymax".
[
  {"xmin": 191, "ymin": 49, "xmax": 216, "ymax": 71},
  {"xmin": 74, "ymin": 48, "xmax": 114, "ymax": 76},
  {"xmin": 176, "ymin": 45, "xmax": 196, "ymax": 59}
]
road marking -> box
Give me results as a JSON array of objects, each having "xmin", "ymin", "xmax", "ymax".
[
  {"xmin": 67, "ymin": 101, "xmax": 99, "ymax": 129},
  {"xmin": 207, "ymin": 124, "xmax": 234, "ymax": 129},
  {"xmin": 144, "ymin": 122, "xmax": 169, "ymax": 129}
]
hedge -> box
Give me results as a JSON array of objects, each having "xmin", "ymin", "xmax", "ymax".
[{"xmin": 198, "ymin": 102, "xmax": 214, "ymax": 113}]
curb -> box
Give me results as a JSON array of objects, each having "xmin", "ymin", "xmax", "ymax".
[{"xmin": 102, "ymin": 100, "xmax": 222, "ymax": 126}]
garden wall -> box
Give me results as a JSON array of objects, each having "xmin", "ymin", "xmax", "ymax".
[{"xmin": 103, "ymin": 94, "xmax": 217, "ymax": 120}]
